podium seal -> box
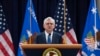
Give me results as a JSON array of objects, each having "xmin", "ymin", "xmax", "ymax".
[{"xmin": 42, "ymin": 48, "xmax": 62, "ymax": 56}]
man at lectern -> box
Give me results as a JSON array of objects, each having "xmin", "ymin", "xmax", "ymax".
[{"xmin": 35, "ymin": 17, "xmax": 62, "ymax": 44}]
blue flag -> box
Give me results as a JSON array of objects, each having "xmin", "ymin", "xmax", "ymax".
[
  {"xmin": 82, "ymin": 0, "xmax": 100, "ymax": 56},
  {"xmin": 17, "ymin": 0, "xmax": 40, "ymax": 56}
]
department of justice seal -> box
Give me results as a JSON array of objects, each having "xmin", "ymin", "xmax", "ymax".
[{"xmin": 42, "ymin": 48, "xmax": 62, "ymax": 56}]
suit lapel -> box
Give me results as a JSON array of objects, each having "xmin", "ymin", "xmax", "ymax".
[
  {"xmin": 43, "ymin": 32, "xmax": 47, "ymax": 43},
  {"xmin": 52, "ymin": 32, "xmax": 55, "ymax": 43}
]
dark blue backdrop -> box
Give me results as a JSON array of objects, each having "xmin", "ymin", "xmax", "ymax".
[{"xmin": 0, "ymin": 0, "xmax": 90, "ymax": 55}]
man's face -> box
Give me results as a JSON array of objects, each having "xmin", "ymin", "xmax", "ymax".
[{"xmin": 43, "ymin": 19, "xmax": 55, "ymax": 33}]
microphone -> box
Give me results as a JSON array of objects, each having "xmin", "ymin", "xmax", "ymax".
[{"xmin": 49, "ymin": 33, "xmax": 51, "ymax": 36}]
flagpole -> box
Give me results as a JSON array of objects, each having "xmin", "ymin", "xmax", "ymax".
[
  {"xmin": 94, "ymin": 0, "xmax": 96, "ymax": 42},
  {"xmin": 29, "ymin": 0, "xmax": 32, "ymax": 44},
  {"xmin": 30, "ymin": 0, "xmax": 32, "ymax": 32},
  {"xmin": 63, "ymin": 0, "xmax": 67, "ymax": 44},
  {"xmin": 94, "ymin": 0, "xmax": 97, "ymax": 48},
  {"xmin": 64, "ymin": 0, "xmax": 66, "ymax": 33}
]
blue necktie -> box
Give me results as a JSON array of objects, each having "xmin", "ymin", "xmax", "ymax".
[{"xmin": 47, "ymin": 34, "xmax": 51, "ymax": 44}]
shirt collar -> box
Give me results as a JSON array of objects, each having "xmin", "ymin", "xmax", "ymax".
[
  {"xmin": 44, "ymin": 31, "xmax": 53, "ymax": 43},
  {"xmin": 44, "ymin": 31, "xmax": 53, "ymax": 36}
]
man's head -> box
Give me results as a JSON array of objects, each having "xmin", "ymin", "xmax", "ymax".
[{"xmin": 43, "ymin": 17, "xmax": 55, "ymax": 33}]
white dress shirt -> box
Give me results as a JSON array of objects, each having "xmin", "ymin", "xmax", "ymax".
[{"xmin": 44, "ymin": 31, "xmax": 53, "ymax": 43}]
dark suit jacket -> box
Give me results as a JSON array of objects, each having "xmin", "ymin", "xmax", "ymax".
[{"xmin": 35, "ymin": 32, "xmax": 62, "ymax": 44}]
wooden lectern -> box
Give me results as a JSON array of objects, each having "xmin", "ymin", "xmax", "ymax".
[{"xmin": 21, "ymin": 44, "xmax": 82, "ymax": 56}]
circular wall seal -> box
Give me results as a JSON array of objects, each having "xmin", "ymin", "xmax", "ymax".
[{"xmin": 42, "ymin": 48, "xmax": 62, "ymax": 56}]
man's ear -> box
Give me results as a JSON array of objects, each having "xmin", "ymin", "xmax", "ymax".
[{"xmin": 53, "ymin": 24, "xmax": 56, "ymax": 29}]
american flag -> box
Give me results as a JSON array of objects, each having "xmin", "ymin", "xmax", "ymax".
[
  {"xmin": 54, "ymin": 0, "xmax": 81, "ymax": 56},
  {"xmin": 0, "ymin": 3, "xmax": 15, "ymax": 56},
  {"xmin": 54, "ymin": 0, "xmax": 77, "ymax": 44}
]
